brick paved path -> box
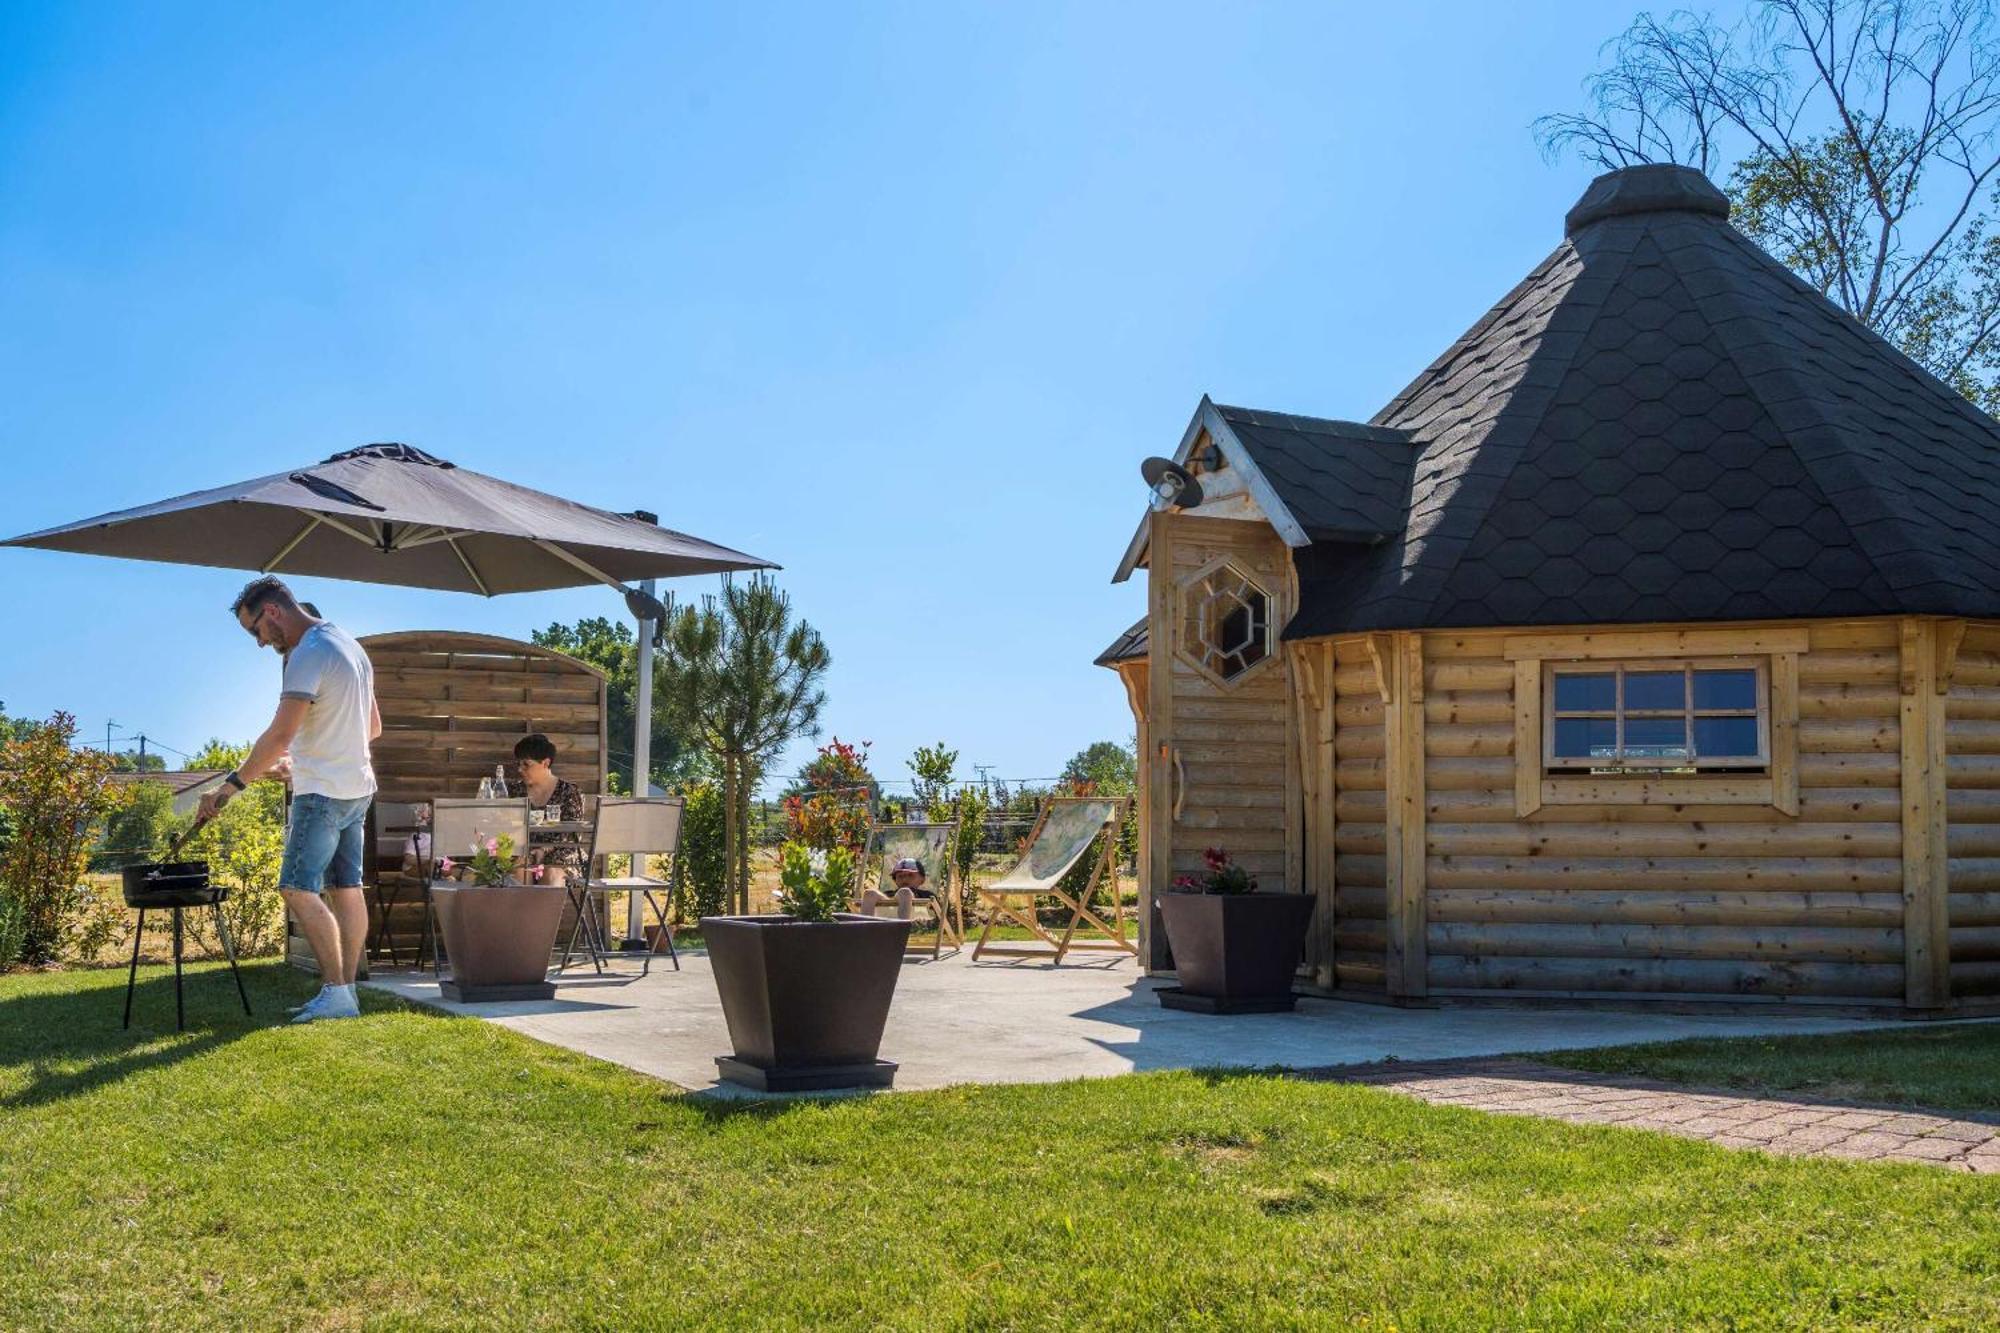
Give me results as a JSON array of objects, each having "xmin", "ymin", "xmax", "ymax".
[{"xmin": 1308, "ymin": 1057, "xmax": 2000, "ymax": 1171}]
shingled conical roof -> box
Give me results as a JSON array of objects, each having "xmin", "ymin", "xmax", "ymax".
[{"xmin": 1280, "ymin": 162, "xmax": 2000, "ymax": 639}]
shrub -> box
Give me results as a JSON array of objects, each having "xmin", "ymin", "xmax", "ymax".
[
  {"xmin": 673, "ymin": 781, "xmax": 728, "ymax": 922},
  {"xmin": 180, "ymin": 780, "xmax": 287, "ymax": 958},
  {"xmin": 782, "ymin": 738, "xmax": 874, "ymax": 853},
  {"xmin": 0, "ymin": 892, "xmax": 23, "ymax": 971},
  {"xmin": 95, "ymin": 778, "xmax": 177, "ymax": 870},
  {"xmin": 0, "ymin": 712, "xmax": 125, "ymax": 964}
]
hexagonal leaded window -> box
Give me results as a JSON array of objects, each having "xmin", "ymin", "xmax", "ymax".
[{"xmin": 1178, "ymin": 559, "xmax": 1273, "ymax": 686}]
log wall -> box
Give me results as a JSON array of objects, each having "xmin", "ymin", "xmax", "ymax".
[{"xmin": 1949, "ymin": 622, "xmax": 2000, "ymax": 1000}]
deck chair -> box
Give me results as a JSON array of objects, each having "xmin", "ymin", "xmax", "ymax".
[
  {"xmin": 420, "ymin": 797, "xmax": 531, "ymax": 976},
  {"xmin": 855, "ymin": 821, "xmax": 960, "ymax": 958},
  {"xmin": 563, "ymin": 796, "xmax": 683, "ymax": 977},
  {"xmin": 971, "ymin": 796, "xmax": 1135, "ymax": 963}
]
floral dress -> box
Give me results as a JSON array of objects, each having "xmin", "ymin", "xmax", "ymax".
[{"xmin": 506, "ymin": 776, "xmax": 587, "ymax": 876}]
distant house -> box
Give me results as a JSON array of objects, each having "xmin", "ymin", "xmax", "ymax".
[
  {"xmin": 1103, "ymin": 164, "xmax": 2000, "ymax": 1015},
  {"xmin": 106, "ymin": 770, "xmax": 231, "ymax": 819}
]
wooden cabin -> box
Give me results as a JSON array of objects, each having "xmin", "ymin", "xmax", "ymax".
[
  {"xmin": 286, "ymin": 629, "xmax": 610, "ymax": 972},
  {"xmin": 1101, "ymin": 164, "xmax": 2000, "ymax": 1015}
]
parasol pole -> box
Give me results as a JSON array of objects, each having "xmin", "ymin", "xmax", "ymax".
[{"xmin": 626, "ymin": 574, "xmax": 658, "ymax": 947}]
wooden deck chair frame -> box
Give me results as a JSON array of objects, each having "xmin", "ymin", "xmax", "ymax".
[
  {"xmin": 972, "ymin": 796, "xmax": 1136, "ymax": 963},
  {"xmin": 856, "ymin": 821, "xmax": 961, "ymax": 958}
]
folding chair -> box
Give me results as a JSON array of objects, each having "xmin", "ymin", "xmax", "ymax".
[
  {"xmin": 563, "ymin": 796, "xmax": 683, "ymax": 976},
  {"xmin": 364, "ymin": 799, "xmax": 426, "ymax": 967},
  {"xmin": 420, "ymin": 797, "xmax": 532, "ymax": 975},
  {"xmin": 971, "ymin": 796, "xmax": 1135, "ymax": 963},
  {"xmin": 855, "ymin": 821, "xmax": 960, "ymax": 958}
]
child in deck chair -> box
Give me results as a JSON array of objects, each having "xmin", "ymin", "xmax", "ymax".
[{"xmin": 855, "ymin": 856, "xmax": 932, "ymax": 920}]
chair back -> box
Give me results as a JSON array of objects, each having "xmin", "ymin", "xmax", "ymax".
[
  {"xmin": 588, "ymin": 796, "xmax": 685, "ymax": 861},
  {"xmin": 992, "ymin": 796, "xmax": 1123, "ymax": 891},
  {"xmin": 428, "ymin": 797, "xmax": 531, "ymax": 878},
  {"xmin": 862, "ymin": 822, "xmax": 957, "ymax": 897},
  {"xmin": 367, "ymin": 800, "xmax": 428, "ymax": 885}
]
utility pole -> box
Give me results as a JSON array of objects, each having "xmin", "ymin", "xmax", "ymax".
[
  {"xmin": 105, "ymin": 719, "xmax": 117, "ymax": 754},
  {"xmin": 973, "ymin": 763, "xmax": 994, "ymax": 790},
  {"xmin": 137, "ymin": 734, "xmax": 147, "ymax": 767}
]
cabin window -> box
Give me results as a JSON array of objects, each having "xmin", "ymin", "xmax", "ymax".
[
  {"xmin": 1545, "ymin": 659, "xmax": 1769, "ymax": 773},
  {"xmin": 1178, "ymin": 560, "xmax": 1273, "ymax": 686}
]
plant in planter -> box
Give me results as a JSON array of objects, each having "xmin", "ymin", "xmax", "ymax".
[
  {"xmin": 1156, "ymin": 846, "xmax": 1315, "ymax": 1014},
  {"xmin": 430, "ymin": 833, "xmax": 565, "ymax": 1004},
  {"xmin": 701, "ymin": 839, "xmax": 913, "ymax": 1091}
]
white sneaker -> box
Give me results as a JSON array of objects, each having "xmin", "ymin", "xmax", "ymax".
[
  {"xmin": 288, "ymin": 986, "xmax": 331, "ymax": 1016},
  {"xmin": 290, "ymin": 988, "xmax": 361, "ymax": 1024}
]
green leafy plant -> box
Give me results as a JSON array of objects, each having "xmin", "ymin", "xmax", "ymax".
[
  {"xmin": 0, "ymin": 711, "xmax": 125, "ymax": 964},
  {"xmin": 673, "ymin": 780, "xmax": 729, "ymax": 921},
  {"xmin": 465, "ymin": 835, "xmax": 521, "ymax": 887},
  {"xmin": 180, "ymin": 780, "xmax": 288, "ymax": 957},
  {"xmin": 774, "ymin": 841, "xmax": 854, "ymax": 923},
  {"xmin": 909, "ymin": 741, "xmax": 957, "ymax": 817},
  {"xmin": 0, "ymin": 891, "xmax": 25, "ymax": 970}
]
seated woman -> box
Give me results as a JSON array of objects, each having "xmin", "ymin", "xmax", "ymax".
[
  {"xmin": 855, "ymin": 856, "xmax": 932, "ymax": 920},
  {"xmin": 504, "ymin": 733, "xmax": 587, "ymax": 886}
]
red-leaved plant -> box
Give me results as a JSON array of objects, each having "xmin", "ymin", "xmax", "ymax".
[{"xmin": 1173, "ymin": 846, "xmax": 1257, "ymax": 895}]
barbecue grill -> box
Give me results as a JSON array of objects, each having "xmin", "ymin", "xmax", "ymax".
[{"xmin": 120, "ymin": 818, "xmax": 253, "ymax": 1031}]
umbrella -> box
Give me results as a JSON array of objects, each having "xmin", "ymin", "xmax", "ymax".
[
  {"xmin": 4, "ymin": 442, "xmax": 772, "ymax": 596},
  {"xmin": 7, "ymin": 443, "xmax": 777, "ymax": 938}
]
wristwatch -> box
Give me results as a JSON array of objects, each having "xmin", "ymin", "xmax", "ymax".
[{"xmin": 224, "ymin": 771, "xmax": 247, "ymax": 792}]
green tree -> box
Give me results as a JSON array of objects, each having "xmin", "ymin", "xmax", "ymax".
[
  {"xmin": 672, "ymin": 780, "xmax": 729, "ymax": 922},
  {"xmin": 0, "ymin": 702, "xmax": 36, "ymax": 747},
  {"xmin": 188, "ymin": 738, "xmax": 251, "ymax": 771},
  {"xmin": 908, "ymin": 742, "xmax": 958, "ymax": 819},
  {"xmin": 655, "ymin": 576, "xmax": 830, "ymax": 913},
  {"xmin": 109, "ymin": 749, "xmax": 167, "ymax": 773},
  {"xmin": 1060, "ymin": 740, "xmax": 1138, "ymax": 794},
  {"xmin": 533, "ymin": 615, "xmax": 698, "ymax": 792},
  {"xmin": 97, "ymin": 779, "xmax": 177, "ymax": 869},
  {"xmin": 1536, "ymin": 0, "xmax": 2000, "ymax": 410}
]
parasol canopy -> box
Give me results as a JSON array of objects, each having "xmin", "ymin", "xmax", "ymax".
[{"xmin": 3, "ymin": 443, "xmax": 776, "ymax": 594}]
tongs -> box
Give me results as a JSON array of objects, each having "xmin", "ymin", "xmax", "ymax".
[{"xmin": 159, "ymin": 809, "xmax": 218, "ymax": 863}]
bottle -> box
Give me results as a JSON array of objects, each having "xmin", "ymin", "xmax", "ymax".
[
  {"xmin": 494, "ymin": 764, "xmax": 509, "ymax": 798},
  {"xmin": 476, "ymin": 776, "xmax": 493, "ymax": 800}
]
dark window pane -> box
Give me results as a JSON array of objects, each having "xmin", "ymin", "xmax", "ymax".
[
  {"xmin": 1553, "ymin": 673, "xmax": 1615, "ymax": 711},
  {"xmin": 1694, "ymin": 715, "xmax": 1760, "ymax": 758},
  {"xmin": 1693, "ymin": 669, "xmax": 1758, "ymax": 711},
  {"xmin": 1624, "ymin": 671, "xmax": 1686, "ymax": 711},
  {"xmin": 1624, "ymin": 717, "xmax": 1689, "ymax": 757},
  {"xmin": 1552, "ymin": 718, "xmax": 1616, "ymax": 758}
]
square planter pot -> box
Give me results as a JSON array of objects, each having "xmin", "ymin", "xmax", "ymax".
[
  {"xmin": 700, "ymin": 913, "xmax": 913, "ymax": 1091},
  {"xmin": 1156, "ymin": 891, "xmax": 1316, "ymax": 1014},
  {"xmin": 432, "ymin": 883, "xmax": 568, "ymax": 1003}
]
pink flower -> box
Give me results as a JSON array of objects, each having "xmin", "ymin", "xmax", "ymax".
[
  {"xmin": 485, "ymin": 837, "xmax": 499, "ymax": 855},
  {"xmin": 437, "ymin": 857, "xmax": 456, "ymax": 874},
  {"xmin": 529, "ymin": 864, "xmax": 545, "ymax": 883}
]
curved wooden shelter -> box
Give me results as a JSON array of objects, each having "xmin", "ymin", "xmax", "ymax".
[
  {"xmin": 286, "ymin": 630, "xmax": 609, "ymax": 971},
  {"xmin": 1104, "ymin": 164, "xmax": 2000, "ymax": 1015}
]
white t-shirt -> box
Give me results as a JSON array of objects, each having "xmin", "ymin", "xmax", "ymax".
[{"xmin": 279, "ymin": 622, "xmax": 378, "ymax": 800}]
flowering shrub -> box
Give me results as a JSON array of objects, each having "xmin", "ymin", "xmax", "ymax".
[
  {"xmin": 774, "ymin": 841, "xmax": 855, "ymax": 922},
  {"xmin": 1174, "ymin": 847, "xmax": 1257, "ymax": 895}
]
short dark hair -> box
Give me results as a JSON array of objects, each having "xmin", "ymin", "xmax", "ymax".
[
  {"xmin": 231, "ymin": 575, "xmax": 298, "ymax": 618},
  {"xmin": 514, "ymin": 733, "xmax": 558, "ymax": 765}
]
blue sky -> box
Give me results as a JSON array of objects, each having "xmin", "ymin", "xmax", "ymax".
[{"xmin": 0, "ymin": 1, "xmax": 1711, "ymax": 792}]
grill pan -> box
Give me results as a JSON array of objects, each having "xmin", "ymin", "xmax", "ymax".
[{"xmin": 121, "ymin": 812, "xmax": 229, "ymax": 909}]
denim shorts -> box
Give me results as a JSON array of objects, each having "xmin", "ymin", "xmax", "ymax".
[{"xmin": 279, "ymin": 793, "xmax": 372, "ymax": 892}]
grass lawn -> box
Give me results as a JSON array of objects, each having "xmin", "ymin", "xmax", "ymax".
[
  {"xmin": 1539, "ymin": 1022, "xmax": 2000, "ymax": 1115},
  {"xmin": 5, "ymin": 966, "xmax": 2000, "ymax": 1330}
]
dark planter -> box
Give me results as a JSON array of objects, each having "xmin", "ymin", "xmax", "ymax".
[
  {"xmin": 432, "ymin": 883, "xmax": 567, "ymax": 1002},
  {"xmin": 1156, "ymin": 891, "xmax": 1315, "ymax": 1014},
  {"xmin": 701, "ymin": 913, "xmax": 914, "ymax": 1091}
]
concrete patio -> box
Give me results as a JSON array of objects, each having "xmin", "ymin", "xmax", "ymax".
[{"xmin": 363, "ymin": 949, "xmax": 1916, "ymax": 1097}]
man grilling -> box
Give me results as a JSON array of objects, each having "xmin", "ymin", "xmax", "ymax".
[{"xmin": 198, "ymin": 575, "xmax": 381, "ymax": 1023}]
